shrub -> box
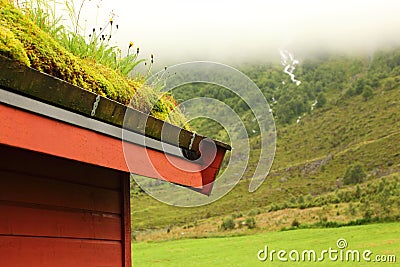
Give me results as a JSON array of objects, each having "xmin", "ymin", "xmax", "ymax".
[
  {"xmin": 382, "ymin": 77, "xmax": 396, "ymax": 90},
  {"xmin": 268, "ymin": 203, "xmax": 282, "ymax": 212},
  {"xmin": 355, "ymin": 185, "xmax": 361, "ymax": 198},
  {"xmin": 345, "ymin": 88, "xmax": 355, "ymax": 97},
  {"xmin": 220, "ymin": 218, "xmax": 235, "ymax": 230},
  {"xmin": 344, "ymin": 164, "xmax": 366, "ymax": 185},
  {"xmin": 348, "ymin": 203, "xmax": 357, "ymax": 216},
  {"xmin": 362, "ymin": 86, "xmax": 374, "ymax": 100},
  {"xmin": 291, "ymin": 219, "xmax": 300, "ymax": 227},
  {"xmin": 231, "ymin": 213, "xmax": 243, "ymax": 219},
  {"xmin": 248, "ymin": 209, "xmax": 261, "ymax": 216},
  {"xmin": 316, "ymin": 93, "xmax": 327, "ymax": 108},
  {"xmin": 245, "ymin": 217, "xmax": 256, "ymax": 229}
]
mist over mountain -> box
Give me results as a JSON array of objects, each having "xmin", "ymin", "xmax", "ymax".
[{"xmin": 72, "ymin": 0, "xmax": 400, "ymax": 68}]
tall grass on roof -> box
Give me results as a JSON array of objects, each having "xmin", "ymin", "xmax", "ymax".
[
  {"xmin": 1, "ymin": 0, "xmax": 188, "ymax": 128},
  {"xmin": 18, "ymin": 0, "xmax": 146, "ymax": 78}
]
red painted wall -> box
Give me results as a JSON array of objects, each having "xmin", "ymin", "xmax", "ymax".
[{"xmin": 0, "ymin": 145, "xmax": 131, "ymax": 267}]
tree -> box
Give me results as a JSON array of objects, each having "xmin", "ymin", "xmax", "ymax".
[
  {"xmin": 245, "ymin": 217, "xmax": 257, "ymax": 229},
  {"xmin": 382, "ymin": 77, "xmax": 396, "ymax": 90},
  {"xmin": 220, "ymin": 218, "xmax": 235, "ymax": 230},
  {"xmin": 354, "ymin": 78, "xmax": 365, "ymax": 95},
  {"xmin": 344, "ymin": 164, "xmax": 366, "ymax": 185},
  {"xmin": 362, "ymin": 86, "xmax": 374, "ymax": 100},
  {"xmin": 316, "ymin": 93, "xmax": 327, "ymax": 108}
]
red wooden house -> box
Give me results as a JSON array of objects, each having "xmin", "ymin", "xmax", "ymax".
[{"xmin": 0, "ymin": 56, "xmax": 229, "ymax": 267}]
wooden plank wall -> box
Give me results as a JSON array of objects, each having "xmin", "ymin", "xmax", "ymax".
[{"xmin": 0, "ymin": 145, "xmax": 131, "ymax": 267}]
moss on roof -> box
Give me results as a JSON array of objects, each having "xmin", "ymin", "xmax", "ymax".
[{"xmin": 0, "ymin": 0, "xmax": 187, "ymax": 128}]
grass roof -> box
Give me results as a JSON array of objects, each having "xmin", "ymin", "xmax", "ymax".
[{"xmin": 0, "ymin": 0, "xmax": 187, "ymax": 127}]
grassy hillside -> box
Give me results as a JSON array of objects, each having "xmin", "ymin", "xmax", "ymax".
[
  {"xmin": 130, "ymin": 48, "xmax": 400, "ymax": 238},
  {"xmin": 133, "ymin": 222, "xmax": 400, "ymax": 266}
]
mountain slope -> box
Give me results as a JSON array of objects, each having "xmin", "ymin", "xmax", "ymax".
[{"xmin": 130, "ymin": 48, "xmax": 400, "ymax": 238}]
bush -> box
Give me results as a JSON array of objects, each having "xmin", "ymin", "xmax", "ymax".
[
  {"xmin": 354, "ymin": 79, "xmax": 365, "ymax": 95},
  {"xmin": 348, "ymin": 203, "xmax": 357, "ymax": 216},
  {"xmin": 245, "ymin": 217, "xmax": 256, "ymax": 229},
  {"xmin": 291, "ymin": 219, "xmax": 300, "ymax": 227},
  {"xmin": 221, "ymin": 218, "xmax": 235, "ymax": 230},
  {"xmin": 268, "ymin": 203, "xmax": 282, "ymax": 212},
  {"xmin": 382, "ymin": 77, "xmax": 396, "ymax": 90},
  {"xmin": 345, "ymin": 88, "xmax": 355, "ymax": 97},
  {"xmin": 232, "ymin": 213, "xmax": 243, "ymax": 219},
  {"xmin": 355, "ymin": 185, "xmax": 362, "ymax": 198},
  {"xmin": 316, "ymin": 93, "xmax": 327, "ymax": 108},
  {"xmin": 248, "ymin": 209, "xmax": 261, "ymax": 216},
  {"xmin": 344, "ymin": 164, "xmax": 366, "ymax": 185},
  {"xmin": 362, "ymin": 86, "xmax": 374, "ymax": 100}
]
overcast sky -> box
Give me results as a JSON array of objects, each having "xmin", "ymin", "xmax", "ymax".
[{"xmin": 76, "ymin": 0, "xmax": 400, "ymax": 67}]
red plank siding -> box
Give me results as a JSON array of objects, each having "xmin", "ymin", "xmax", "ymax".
[
  {"xmin": 0, "ymin": 145, "xmax": 131, "ymax": 267},
  {"xmin": 0, "ymin": 236, "xmax": 122, "ymax": 267},
  {"xmin": 121, "ymin": 173, "xmax": 132, "ymax": 267},
  {"xmin": 0, "ymin": 170, "xmax": 121, "ymax": 214},
  {"xmin": 0, "ymin": 145, "xmax": 121, "ymax": 189},
  {"xmin": 0, "ymin": 203, "xmax": 121, "ymax": 240}
]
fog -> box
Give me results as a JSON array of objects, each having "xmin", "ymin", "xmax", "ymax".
[{"xmin": 77, "ymin": 0, "xmax": 400, "ymax": 67}]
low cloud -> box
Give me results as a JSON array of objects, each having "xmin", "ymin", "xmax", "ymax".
[{"xmin": 78, "ymin": 0, "xmax": 400, "ymax": 66}]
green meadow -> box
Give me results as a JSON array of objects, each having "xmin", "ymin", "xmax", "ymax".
[{"xmin": 132, "ymin": 222, "xmax": 399, "ymax": 266}]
